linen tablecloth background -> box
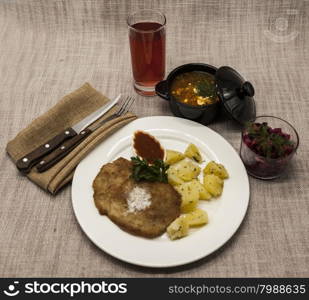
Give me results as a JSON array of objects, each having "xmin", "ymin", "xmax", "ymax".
[{"xmin": 0, "ymin": 0, "xmax": 308, "ymax": 277}]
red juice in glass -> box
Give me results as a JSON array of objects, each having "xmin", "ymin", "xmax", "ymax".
[{"xmin": 128, "ymin": 10, "xmax": 166, "ymax": 96}]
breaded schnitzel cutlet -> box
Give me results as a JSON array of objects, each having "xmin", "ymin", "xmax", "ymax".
[{"xmin": 92, "ymin": 157, "xmax": 181, "ymax": 238}]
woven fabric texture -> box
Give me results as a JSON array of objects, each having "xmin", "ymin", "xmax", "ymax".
[{"xmin": 6, "ymin": 82, "xmax": 136, "ymax": 193}]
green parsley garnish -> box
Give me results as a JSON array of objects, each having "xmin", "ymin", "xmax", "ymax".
[{"xmin": 131, "ymin": 156, "xmax": 169, "ymax": 183}]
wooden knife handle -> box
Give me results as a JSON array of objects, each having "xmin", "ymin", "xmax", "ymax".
[
  {"xmin": 36, "ymin": 128, "xmax": 93, "ymax": 173},
  {"xmin": 16, "ymin": 127, "xmax": 77, "ymax": 174}
]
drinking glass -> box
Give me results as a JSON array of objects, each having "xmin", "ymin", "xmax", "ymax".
[{"xmin": 127, "ymin": 9, "xmax": 166, "ymax": 96}]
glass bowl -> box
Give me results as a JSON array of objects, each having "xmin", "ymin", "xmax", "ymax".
[{"xmin": 239, "ymin": 116, "xmax": 299, "ymax": 180}]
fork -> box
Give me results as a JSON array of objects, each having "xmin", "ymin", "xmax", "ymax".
[
  {"xmin": 36, "ymin": 95, "xmax": 136, "ymax": 172},
  {"xmin": 95, "ymin": 95, "xmax": 135, "ymax": 126}
]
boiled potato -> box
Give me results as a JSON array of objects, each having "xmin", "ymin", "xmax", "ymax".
[
  {"xmin": 167, "ymin": 216, "xmax": 189, "ymax": 240},
  {"xmin": 165, "ymin": 149, "xmax": 185, "ymax": 165},
  {"xmin": 203, "ymin": 161, "xmax": 229, "ymax": 179},
  {"xmin": 203, "ymin": 174, "xmax": 224, "ymax": 197},
  {"xmin": 181, "ymin": 196, "xmax": 199, "ymax": 213},
  {"xmin": 169, "ymin": 159, "xmax": 201, "ymax": 181},
  {"xmin": 184, "ymin": 209, "xmax": 208, "ymax": 227},
  {"xmin": 184, "ymin": 143, "xmax": 202, "ymax": 163},
  {"xmin": 190, "ymin": 179, "xmax": 212, "ymax": 200},
  {"xmin": 174, "ymin": 182, "xmax": 199, "ymax": 213},
  {"xmin": 167, "ymin": 170, "xmax": 184, "ymax": 186}
]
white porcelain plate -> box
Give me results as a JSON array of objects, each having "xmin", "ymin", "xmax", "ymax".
[{"xmin": 72, "ymin": 116, "xmax": 250, "ymax": 268}]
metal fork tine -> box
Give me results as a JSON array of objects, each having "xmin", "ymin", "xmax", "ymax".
[
  {"xmin": 123, "ymin": 96, "xmax": 134, "ymax": 113},
  {"xmin": 115, "ymin": 96, "xmax": 129, "ymax": 115},
  {"xmin": 122, "ymin": 96, "xmax": 135, "ymax": 115},
  {"xmin": 91, "ymin": 95, "xmax": 135, "ymax": 131},
  {"xmin": 117, "ymin": 96, "xmax": 131, "ymax": 115},
  {"xmin": 118, "ymin": 96, "xmax": 135, "ymax": 116}
]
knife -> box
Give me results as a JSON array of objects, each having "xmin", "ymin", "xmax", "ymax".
[
  {"xmin": 16, "ymin": 94, "xmax": 122, "ymax": 174},
  {"xmin": 36, "ymin": 95, "xmax": 135, "ymax": 173}
]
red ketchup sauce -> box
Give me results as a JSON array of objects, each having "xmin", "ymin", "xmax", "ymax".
[{"xmin": 133, "ymin": 131, "xmax": 164, "ymax": 163}]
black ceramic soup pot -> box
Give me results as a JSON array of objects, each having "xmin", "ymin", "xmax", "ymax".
[{"xmin": 155, "ymin": 63, "xmax": 220, "ymax": 125}]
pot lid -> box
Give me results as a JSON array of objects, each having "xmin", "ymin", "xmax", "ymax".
[{"xmin": 215, "ymin": 66, "xmax": 256, "ymax": 124}]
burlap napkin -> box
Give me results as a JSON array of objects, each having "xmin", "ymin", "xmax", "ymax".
[{"xmin": 6, "ymin": 83, "xmax": 137, "ymax": 194}]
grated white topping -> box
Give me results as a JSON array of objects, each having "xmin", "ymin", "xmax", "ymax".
[{"xmin": 127, "ymin": 186, "xmax": 151, "ymax": 213}]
